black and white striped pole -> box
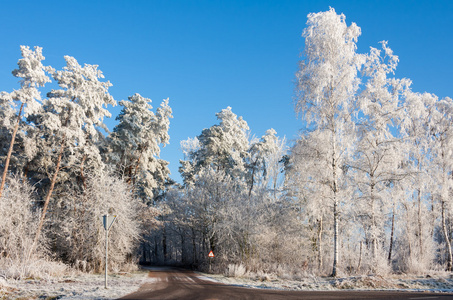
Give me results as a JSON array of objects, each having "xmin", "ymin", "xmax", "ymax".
[{"xmin": 103, "ymin": 214, "xmax": 117, "ymax": 289}]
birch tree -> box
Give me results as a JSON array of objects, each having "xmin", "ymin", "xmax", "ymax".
[
  {"xmin": 399, "ymin": 91, "xmax": 437, "ymax": 271},
  {"xmin": 294, "ymin": 7, "xmax": 363, "ymax": 276},
  {"xmin": 428, "ymin": 96, "xmax": 453, "ymax": 271},
  {"xmin": 350, "ymin": 42, "xmax": 408, "ymax": 273},
  {"xmin": 289, "ymin": 133, "xmax": 333, "ymax": 272}
]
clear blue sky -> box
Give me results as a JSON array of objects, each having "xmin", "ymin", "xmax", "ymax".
[{"xmin": 1, "ymin": 0, "xmax": 452, "ymax": 183}]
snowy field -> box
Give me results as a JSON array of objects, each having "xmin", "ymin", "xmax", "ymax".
[{"xmin": 2, "ymin": 267, "xmax": 453, "ymax": 299}]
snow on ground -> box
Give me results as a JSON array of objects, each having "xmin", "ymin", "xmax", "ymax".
[
  {"xmin": 0, "ymin": 270, "xmax": 150, "ymax": 300},
  {"xmin": 202, "ymin": 271, "xmax": 453, "ymax": 293},
  {"xmin": 2, "ymin": 267, "xmax": 453, "ymax": 299}
]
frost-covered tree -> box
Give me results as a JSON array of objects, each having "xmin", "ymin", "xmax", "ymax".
[
  {"xmin": 262, "ymin": 133, "xmax": 287, "ymax": 201},
  {"xmin": 350, "ymin": 42, "xmax": 408, "ymax": 273},
  {"xmin": 288, "ymin": 133, "xmax": 333, "ymax": 272},
  {"xmin": 107, "ymin": 93, "xmax": 172, "ymax": 202},
  {"xmin": 32, "ymin": 55, "xmax": 116, "ymax": 252},
  {"xmin": 49, "ymin": 171, "xmax": 142, "ymax": 272},
  {"xmin": 180, "ymin": 107, "xmax": 250, "ymax": 185},
  {"xmin": 294, "ymin": 7, "xmax": 363, "ymax": 276},
  {"xmin": 247, "ymin": 129, "xmax": 286, "ymax": 199},
  {"xmin": 0, "ymin": 46, "xmax": 177, "ymax": 276},
  {"xmin": 0, "ymin": 46, "xmax": 51, "ymax": 198},
  {"xmin": 398, "ymin": 91, "xmax": 438, "ymax": 272},
  {"xmin": 427, "ymin": 96, "xmax": 453, "ymax": 271},
  {"xmin": 0, "ymin": 174, "xmax": 46, "ymax": 278}
]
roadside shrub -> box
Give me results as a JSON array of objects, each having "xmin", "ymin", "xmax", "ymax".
[
  {"xmin": 50, "ymin": 171, "xmax": 143, "ymax": 272},
  {"xmin": 226, "ymin": 263, "xmax": 247, "ymax": 277},
  {"xmin": 0, "ymin": 174, "xmax": 52, "ymax": 279}
]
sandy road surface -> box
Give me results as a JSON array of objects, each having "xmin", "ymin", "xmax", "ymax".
[{"xmin": 120, "ymin": 268, "xmax": 453, "ymax": 300}]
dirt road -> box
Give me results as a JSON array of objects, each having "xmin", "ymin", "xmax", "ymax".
[{"xmin": 120, "ymin": 268, "xmax": 453, "ymax": 300}]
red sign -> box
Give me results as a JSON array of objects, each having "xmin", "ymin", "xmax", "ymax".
[{"xmin": 208, "ymin": 250, "xmax": 214, "ymax": 258}]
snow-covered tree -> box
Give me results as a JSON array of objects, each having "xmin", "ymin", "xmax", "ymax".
[
  {"xmin": 180, "ymin": 107, "xmax": 250, "ymax": 185},
  {"xmin": 247, "ymin": 129, "xmax": 286, "ymax": 199},
  {"xmin": 107, "ymin": 93, "xmax": 172, "ymax": 202},
  {"xmin": 32, "ymin": 55, "xmax": 116, "ymax": 252},
  {"xmin": 397, "ymin": 91, "xmax": 438, "ymax": 272},
  {"xmin": 294, "ymin": 7, "xmax": 363, "ymax": 276},
  {"xmin": 288, "ymin": 132, "xmax": 333, "ymax": 272},
  {"xmin": 49, "ymin": 171, "xmax": 142, "ymax": 272},
  {"xmin": 350, "ymin": 42, "xmax": 408, "ymax": 273},
  {"xmin": 427, "ymin": 96, "xmax": 453, "ymax": 271},
  {"xmin": 0, "ymin": 46, "xmax": 51, "ymax": 198}
]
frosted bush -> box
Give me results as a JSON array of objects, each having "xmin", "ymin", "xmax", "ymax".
[
  {"xmin": 226, "ymin": 263, "xmax": 247, "ymax": 277},
  {"xmin": 50, "ymin": 171, "xmax": 144, "ymax": 272},
  {"xmin": 0, "ymin": 257, "xmax": 67, "ymax": 280},
  {"xmin": 0, "ymin": 174, "xmax": 49, "ymax": 279},
  {"xmin": 255, "ymin": 270, "xmax": 274, "ymax": 281},
  {"xmin": 360, "ymin": 248, "xmax": 392, "ymax": 276}
]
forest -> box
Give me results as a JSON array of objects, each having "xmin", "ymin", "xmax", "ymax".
[{"xmin": 1, "ymin": 8, "xmax": 453, "ymax": 280}]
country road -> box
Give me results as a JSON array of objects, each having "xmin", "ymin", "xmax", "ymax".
[{"xmin": 119, "ymin": 268, "xmax": 453, "ymax": 300}]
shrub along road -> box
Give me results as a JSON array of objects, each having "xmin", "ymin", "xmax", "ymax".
[{"xmin": 119, "ymin": 268, "xmax": 453, "ymax": 300}]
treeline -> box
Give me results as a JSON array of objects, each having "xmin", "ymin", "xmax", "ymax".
[
  {"xmin": 2, "ymin": 7, "xmax": 453, "ymax": 280},
  {"xmin": 0, "ymin": 46, "xmax": 171, "ymax": 278},
  {"xmin": 145, "ymin": 8, "xmax": 453, "ymax": 277}
]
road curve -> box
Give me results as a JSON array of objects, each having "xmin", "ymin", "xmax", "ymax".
[{"xmin": 120, "ymin": 268, "xmax": 453, "ymax": 300}]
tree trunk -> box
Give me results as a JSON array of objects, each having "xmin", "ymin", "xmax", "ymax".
[
  {"xmin": 23, "ymin": 162, "xmax": 30, "ymax": 178},
  {"xmin": 440, "ymin": 151, "xmax": 452, "ymax": 271},
  {"xmin": 30, "ymin": 136, "xmax": 66, "ymax": 257},
  {"xmin": 441, "ymin": 199, "xmax": 452, "ymax": 271},
  {"xmin": 192, "ymin": 227, "xmax": 197, "ymax": 265},
  {"xmin": 405, "ymin": 203, "xmax": 413, "ymax": 259},
  {"xmin": 317, "ymin": 216, "xmax": 323, "ymax": 271},
  {"xmin": 80, "ymin": 154, "xmax": 87, "ymax": 190},
  {"xmin": 163, "ymin": 224, "xmax": 168, "ymax": 264},
  {"xmin": 332, "ymin": 197, "xmax": 339, "ymax": 277},
  {"xmin": 417, "ymin": 188, "xmax": 423, "ymax": 257},
  {"xmin": 357, "ymin": 241, "xmax": 363, "ymax": 272},
  {"xmin": 0, "ymin": 103, "xmax": 24, "ymax": 199},
  {"xmin": 248, "ymin": 159, "xmax": 258, "ymax": 197},
  {"xmin": 142, "ymin": 243, "xmax": 148, "ymax": 264},
  {"xmin": 180, "ymin": 230, "xmax": 186, "ymax": 264},
  {"xmin": 202, "ymin": 231, "xmax": 207, "ymax": 261},
  {"xmin": 331, "ymin": 139, "xmax": 339, "ymax": 277},
  {"xmin": 132, "ymin": 152, "xmax": 143, "ymax": 186},
  {"xmin": 154, "ymin": 236, "xmax": 158, "ymax": 263},
  {"xmin": 388, "ymin": 202, "xmax": 395, "ymax": 262},
  {"xmin": 370, "ymin": 181, "xmax": 377, "ymax": 262},
  {"xmin": 431, "ymin": 195, "xmax": 435, "ymax": 240},
  {"xmin": 273, "ymin": 170, "xmax": 278, "ymax": 201}
]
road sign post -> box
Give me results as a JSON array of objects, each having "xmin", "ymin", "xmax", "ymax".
[
  {"xmin": 103, "ymin": 214, "xmax": 117, "ymax": 289},
  {"xmin": 208, "ymin": 250, "xmax": 214, "ymax": 273}
]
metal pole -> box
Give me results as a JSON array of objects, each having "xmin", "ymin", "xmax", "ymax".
[{"xmin": 105, "ymin": 215, "xmax": 109, "ymax": 289}]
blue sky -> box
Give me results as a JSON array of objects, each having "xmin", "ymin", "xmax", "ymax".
[{"xmin": 1, "ymin": 0, "xmax": 452, "ymax": 183}]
